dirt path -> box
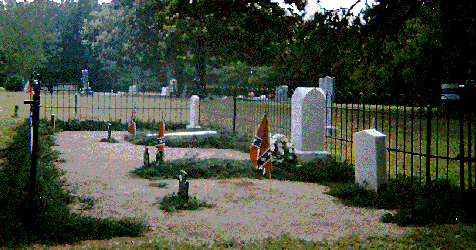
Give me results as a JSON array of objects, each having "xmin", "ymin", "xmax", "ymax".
[{"xmin": 44, "ymin": 131, "xmax": 415, "ymax": 248}]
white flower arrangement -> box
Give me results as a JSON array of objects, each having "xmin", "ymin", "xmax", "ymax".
[{"xmin": 270, "ymin": 134, "xmax": 297, "ymax": 166}]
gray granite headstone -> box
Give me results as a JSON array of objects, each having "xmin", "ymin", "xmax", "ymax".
[{"xmin": 275, "ymin": 85, "xmax": 289, "ymax": 101}]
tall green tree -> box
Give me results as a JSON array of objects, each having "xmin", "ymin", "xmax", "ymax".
[{"xmin": 0, "ymin": 0, "xmax": 48, "ymax": 81}]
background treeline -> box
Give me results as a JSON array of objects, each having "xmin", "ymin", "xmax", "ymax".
[{"xmin": 1, "ymin": 0, "xmax": 474, "ymax": 105}]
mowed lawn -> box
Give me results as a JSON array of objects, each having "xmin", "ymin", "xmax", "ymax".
[{"xmin": 0, "ymin": 91, "xmax": 33, "ymax": 149}]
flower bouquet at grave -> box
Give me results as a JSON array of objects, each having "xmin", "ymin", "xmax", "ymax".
[{"xmin": 270, "ymin": 134, "xmax": 297, "ymax": 168}]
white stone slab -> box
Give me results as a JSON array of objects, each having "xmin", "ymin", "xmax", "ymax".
[
  {"xmin": 353, "ymin": 128, "xmax": 387, "ymax": 193},
  {"xmin": 147, "ymin": 131, "xmax": 217, "ymax": 138}
]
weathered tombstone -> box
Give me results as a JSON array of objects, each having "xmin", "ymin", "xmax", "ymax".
[
  {"xmin": 291, "ymin": 87, "xmax": 330, "ymax": 163},
  {"xmin": 156, "ymin": 151, "xmax": 164, "ymax": 164},
  {"xmin": 129, "ymin": 85, "xmax": 137, "ymax": 94},
  {"xmin": 319, "ymin": 76, "xmax": 338, "ymax": 137},
  {"xmin": 14, "ymin": 105, "xmax": 19, "ymax": 117},
  {"xmin": 144, "ymin": 146, "xmax": 150, "ymax": 168},
  {"xmin": 275, "ymin": 85, "xmax": 289, "ymax": 101},
  {"xmin": 353, "ymin": 129, "xmax": 387, "ymax": 193},
  {"xmin": 178, "ymin": 170, "xmax": 189, "ymax": 202},
  {"xmin": 186, "ymin": 95, "xmax": 201, "ymax": 129},
  {"xmin": 51, "ymin": 114, "xmax": 56, "ymax": 129},
  {"xmin": 107, "ymin": 123, "xmax": 111, "ymax": 140}
]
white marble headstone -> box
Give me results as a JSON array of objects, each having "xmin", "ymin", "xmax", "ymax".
[
  {"xmin": 291, "ymin": 87, "xmax": 326, "ymax": 152},
  {"xmin": 353, "ymin": 128, "xmax": 387, "ymax": 193},
  {"xmin": 187, "ymin": 95, "xmax": 201, "ymax": 129},
  {"xmin": 319, "ymin": 76, "xmax": 334, "ymax": 127}
]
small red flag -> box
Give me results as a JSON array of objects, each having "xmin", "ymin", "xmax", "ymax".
[
  {"xmin": 127, "ymin": 105, "xmax": 137, "ymax": 136},
  {"xmin": 250, "ymin": 114, "xmax": 272, "ymax": 175},
  {"xmin": 156, "ymin": 120, "xmax": 165, "ymax": 155}
]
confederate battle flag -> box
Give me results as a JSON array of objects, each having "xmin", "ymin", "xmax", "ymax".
[
  {"xmin": 250, "ymin": 113, "xmax": 272, "ymax": 175},
  {"xmin": 127, "ymin": 105, "xmax": 137, "ymax": 136},
  {"xmin": 156, "ymin": 119, "xmax": 165, "ymax": 158}
]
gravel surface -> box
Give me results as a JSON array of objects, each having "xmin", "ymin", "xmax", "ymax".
[{"xmin": 42, "ymin": 131, "xmax": 415, "ymax": 249}]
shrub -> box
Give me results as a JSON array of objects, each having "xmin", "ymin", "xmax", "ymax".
[
  {"xmin": 154, "ymin": 192, "xmax": 214, "ymax": 212},
  {"xmin": 4, "ymin": 74, "xmax": 24, "ymax": 92},
  {"xmin": 130, "ymin": 158, "xmax": 260, "ymax": 180}
]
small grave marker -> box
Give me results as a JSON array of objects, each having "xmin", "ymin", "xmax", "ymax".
[
  {"xmin": 107, "ymin": 123, "xmax": 111, "ymax": 140},
  {"xmin": 353, "ymin": 128, "xmax": 387, "ymax": 193},
  {"xmin": 178, "ymin": 170, "xmax": 189, "ymax": 202},
  {"xmin": 144, "ymin": 146, "xmax": 150, "ymax": 168},
  {"xmin": 51, "ymin": 114, "xmax": 55, "ymax": 129},
  {"xmin": 13, "ymin": 105, "xmax": 19, "ymax": 117}
]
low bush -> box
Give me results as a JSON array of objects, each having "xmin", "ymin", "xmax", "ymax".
[
  {"xmin": 130, "ymin": 157, "xmax": 261, "ymax": 180},
  {"xmin": 4, "ymin": 74, "xmax": 24, "ymax": 92},
  {"xmin": 99, "ymin": 137, "xmax": 118, "ymax": 143},
  {"xmin": 154, "ymin": 192, "xmax": 214, "ymax": 212},
  {"xmin": 124, "ymin": 129, "xmax": 252, "ymax": 153}
]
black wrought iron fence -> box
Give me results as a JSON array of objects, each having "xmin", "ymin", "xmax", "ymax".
[
  {"xmin": 326, "ymin": 89, "xmax": 476, "ymax": 191},
  {"xmin": 41, "ymin": 84, "xmax": 189, "ymax": 124},
  {"xmin": 200, "ymin": 85, "xmax": 291, "ymax": 138}
]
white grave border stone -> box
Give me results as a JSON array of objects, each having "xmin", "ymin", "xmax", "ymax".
[
  {"xmin": 353, "ymin": 128, "xmax": 387, "ymax": 193},
  {"xmin": 291, "ymin": 87, "xmax": 330, "ymax": 163},
  {"xmin": 187, "ymin": 95, "xmax": 201, "ymax": 129}
]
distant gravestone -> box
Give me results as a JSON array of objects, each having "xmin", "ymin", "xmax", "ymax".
[
  {"xmin": 161, "ymin": 87, "xmax": 167, "ymax": 96},
  {"xmin": 353, "ymin": 129, "xmax": 387, "ymax": 193},
  {"xmin": 275, "ymin": 85, "xmax": 289, "ymax": 101},
  {"xmin": 291, "ymin": 87, "xmax": 330, "ymax": 163},
  {"xmin": 319, "ymin": 76, "xmax": 337, "ymax": 137},
  {"xmin": 186, "ymin": 95, "xmax": 201, "ymax": 129},
  {"xmin": 129, "ymin": 85, "xmax": 137, "ymax": 94}
]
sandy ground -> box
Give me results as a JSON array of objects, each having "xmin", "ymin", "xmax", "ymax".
[{"xmin": 39, "ymin": 131, "xmax": 416, "ymax": 249}]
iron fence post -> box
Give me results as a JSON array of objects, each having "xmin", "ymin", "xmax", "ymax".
[
  {"xmin": 23, "ymin": 71, "xmax": 41, "ymax": 230},
  {"xmin": 233, "ymin": 87, "xmax": 237, "ymax": 135},
  {"xmin": 426, "ymin": 105, "xmax": 432, "ymax": 185},
  {"xmin": 460, "ymin": 87, "xmax": 465, "ymax": 192}
]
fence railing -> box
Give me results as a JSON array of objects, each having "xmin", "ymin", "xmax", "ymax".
[
  {"xmin": 199, "ymin": 85, "xmax": 291, "ymax": 138},
  {"xmin": 41, "ymin": 87, "xmax": 189, "ymax": 124},
  {"xmin": 326, "ymin": 91, "xmax": 476, "ymax": 191},
  {"xmin": 42, "ymin": 82, "xmax": 476, "ymax": 191}
]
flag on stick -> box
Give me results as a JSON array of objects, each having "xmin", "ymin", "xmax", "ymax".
[
  {"xmin": 156, "ymin": 119, "xmax": 165, "ymax": 158},
  {"xmin": 250, "ymin": 113, "xmax": 272, "ymax": 175},
  {"xmin": 127, "ymin": 105, "xmax": 137, "ymax": 136}
]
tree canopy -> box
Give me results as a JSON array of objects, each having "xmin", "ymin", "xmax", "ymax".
[{"xmin": 0, "ymin": 0, "xmax": 473, "ymax": 102}]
